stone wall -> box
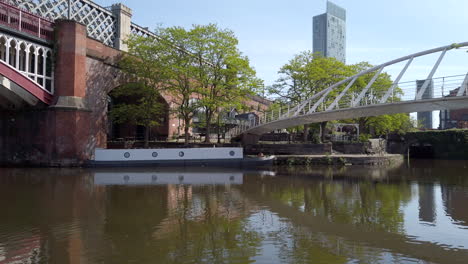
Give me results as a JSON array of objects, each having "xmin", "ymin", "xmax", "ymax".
[
  {"xmin": 332, "ymin": 142, "xmax": 368, "ymax": 154},
  {"xmin": 0, "ymin": 108, "xmax": 92, "ymax": 166},
  {"xmin": 274, "ymin": 154, "xmax": 404, "ymax": 166},
  {"xmin": 245, "ymin": 143, "xmax": 332, "ymax": 155},
  {"xmin": 387, "ymin": 130, "xmax": 468, "ymax": 160},
  {"xmin": 0, "ymin": 19, "xmax": 273, "ymax": 166}
]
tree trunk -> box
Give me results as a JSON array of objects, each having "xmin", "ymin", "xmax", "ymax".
[
  {"xmin": 144, "ymin": 126, "xmax": 150, "ymax": 148},
  {"xmin": 320, "ymin": 121, "xmax": 328, "ymax": 143},
  {"xmin": 204, "ymin": 114, "xmax": 212, "ymax": 143},
  {"xmin": 358, "ymin": 118, "xmax": 368, "ymax": 134},
  {"xmin": 217, "ymin": 114, "xmax": 221, "ymax": 144},
  {"xmin": 184, "ymin": 118, "xmax": 190, "ymax": 145},
  {"xmin": 303, "ymin": 124, "xmax": 309, "ymax": 142}
]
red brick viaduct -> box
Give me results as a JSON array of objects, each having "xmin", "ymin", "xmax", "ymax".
[{"xmin": 0, "ymin": 16, "xmax": 270, "ymax": 166}]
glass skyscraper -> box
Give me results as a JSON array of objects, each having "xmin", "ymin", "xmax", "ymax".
[{"xmin": 313, "ymin": 1, "xmax": 346, "ymax": 63}]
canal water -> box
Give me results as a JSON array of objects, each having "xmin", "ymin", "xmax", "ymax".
[{"xmin": 1, "ymin": 160, "xmax": 468, "ymax": 264}]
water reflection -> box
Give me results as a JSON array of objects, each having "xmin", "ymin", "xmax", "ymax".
[
  {"xmin": 418, "ymin": 183, "xmax": 436, "ymax": 224},
  {"xmin": 0, "ymin": 161, "xmax": 467, "ymax": 263},
  {"xmin": 94, "ymin": 170, "xmax": 245, "ymax": 185}
]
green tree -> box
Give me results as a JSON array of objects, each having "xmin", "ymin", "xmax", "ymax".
[
  {"xmin": 189, "ymin": 24, "xmax": 261, "ymax": 143},
  {"xmin": 363, "ymin": 113, "xmax": 416, "ymax": 137},
  {"xmin": 115, "ymin": 34, "xmax": 172, "ymax": 147},
  {"xmin": 110, "ymin": 83, "xmax": 165, "ymax": 147},
  {"xmin": 269, "ymin": 55, "xmax": 416, "ymax": 140},
  {"xmin": 158, "ymin": 26, "xmax": 201, "ymax": 144},
  {"xmin": 269, "ymin": 52, "xmax": 351, "ymax": 142},
  {"xmin": 344, "ymin": 62, "xmax": 416, "ymax": 137}
]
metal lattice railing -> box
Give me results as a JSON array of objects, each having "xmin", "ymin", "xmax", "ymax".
[
  {"xmin": 130, "ymin": 22, "xmax": 155, "ymax": 39},
  {"xmin": 5, "ymin": 0, "xmax": 173, "ymax": 48},
  {"xmin": 7, "ymin": 0, "xmax": 117, "ymax": 46},
  {"xmin": 0, "ymin": 0, "xmax": 55, "ymax": 41},
  {"xmin": 231, "ymin": 42, "xmax": 468, "ymax": 137}
]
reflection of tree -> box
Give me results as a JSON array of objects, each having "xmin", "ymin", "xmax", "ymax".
[
  {"xmin": 103, "ymin": 184, "xmax": 262, "ymax": 264},
  {"xmin": 273, "ymin": 225, "xmax": 349, "ymax": 264},
  {"xmin": 158, "ymin": 185, "xmax": 262, "ymax": 264},
  {"xmin": 103, "ymin": 186, "xmax": 169, "ymax": 263},
  {"xmin": 243, "ymin": 177, "xmax": 446, "ymax": 264},
  {"xmin": 258, "ymin": 176, "xmax": 412, "ymax": 234}
]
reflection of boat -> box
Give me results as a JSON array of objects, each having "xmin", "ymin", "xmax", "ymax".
[
  {"xmin": 94, "ymin": 172, "xmax": 244, "ymax": 185},
  {"xmin": 87, "ymin": 148, "xmax": 274, "ymax": 168}
]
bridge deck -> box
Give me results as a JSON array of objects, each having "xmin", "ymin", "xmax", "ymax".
[{"xmin": 246, "ymin": 96, "xmax": 468, "ymax": 135}]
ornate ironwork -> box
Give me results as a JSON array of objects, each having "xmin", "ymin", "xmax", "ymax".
[
  {"xmin": 0, "ymin": 31, "xmax": 54, "ymax": 93},
  {"xmin": 0, "ymin": 0, "xmax": 54, "ymax": 41},
  {"xmin": 130, "ymin": 23, "xmax": 155, "ymax": 39},
  {"xmin": 6, "ymin": 0, "xmax": 117, "ymax": 46}
]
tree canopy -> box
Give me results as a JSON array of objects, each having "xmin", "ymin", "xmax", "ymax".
[
  {"xmin": 188, "ymin": 24, "xmax": 262, "ymax": 142},
  {"xmin": 267, "ymin": 52, "xmax": 416, "ymax": 139},
  {"xmin": 111, "ymin": 34, "xmax": 173, "ymax": 147},
  {"xmin": 109, "ymin": 83, "xmax": 165, "ymax": 147},
  {"xmin": 113, "ymin": 24, "xmax": 262, "ymax": 144}
]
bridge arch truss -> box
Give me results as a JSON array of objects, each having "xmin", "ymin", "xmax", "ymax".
[{"xmin": 236, "ymin": 42, "xmax": 468, "ymax": 136}]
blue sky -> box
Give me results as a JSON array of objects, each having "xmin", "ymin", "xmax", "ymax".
[
  {"xmin": 96, "ymin": 0, "xmax": 468, "ymax": 128},
  {"xmin": 96, "ymin": 0, "xmax": 468, "ymax": 88}
]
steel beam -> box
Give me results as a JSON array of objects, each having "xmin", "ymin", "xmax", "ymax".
[
  {"xmin": 352, "ymin": 67, "xmax": 383, "ymax": 107},
  {"xmin": 289, "ymin": 89, "xmax": 328, "ymax": 117},
  {"xmin": 292, "ymin": 42, "xmax": 468, "ymax": 114},
  {"xmin": 456, "ymin": 73, "xmax": 468, "ymax": 97},
  {"xmin": 380, "ymin": 57, "xmax": 414, "ymax": 103},
  {"xmin": 416, "ymin": 49, "xmax": 447, "ymax": 100},
  {"xmin": 327, "ymin": 76, "xmax": 357, "ymax": 111}
]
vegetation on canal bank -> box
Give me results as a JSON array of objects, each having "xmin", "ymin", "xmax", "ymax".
[
  {"xmin": 275, "ymin": 154, "xmax": 404, "ymax": 167},
  {"xmin": 402, "ymin": 129, "xmax": 468, "ymax": 159}
]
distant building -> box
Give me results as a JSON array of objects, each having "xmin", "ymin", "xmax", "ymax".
[
  {"xmin": 236, "ymin": 112, "xmax": 259, "ymax": 128},
  {"xmin": 439, "ymin": 87, "xmax": 468, "ymax": 129},
  {"xmin": 416, "ymin": 79, "xmax": 434, "ymax": 129},
  {"xmin": 313, "ymin": 1, "xmax": 346, "ymax": 63}
]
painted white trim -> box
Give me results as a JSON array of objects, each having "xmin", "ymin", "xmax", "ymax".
[
  {"xmin": 94, "ymin": 172, "xmax": 243, "ymax": 185},
  {"xmin": 0, "ymin": 32, "xmax": 53, "ymax": 93}
]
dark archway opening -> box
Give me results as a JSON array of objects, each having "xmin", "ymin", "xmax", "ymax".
[
  {"xmin": 106, "ymin": 84, "xmax": 170, "ymax": 147},
  {"xmin": 409, "ymin": 143, "xmax": 435, "ymax": 159}
]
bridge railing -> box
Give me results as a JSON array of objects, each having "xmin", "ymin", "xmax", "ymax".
[
  {"xmin": 231, "ymin": 42, "xmax": 468, "ymax": 137},
  {"xmin": 0, "ymin": 31, "xmax": 54, "ymax": 93},
  {"xmin": 281, "ymin": 43, "xmax": 468, "ymax": 119},
  {"xmin": 0, "ymin": 0, "xmax": 54, "ymax": 41},
  {"xmin": 6, "ymin": 0, "xmax": 118, "ymax": 46},
  {"xmin": 6, "ymin": 0, "xmax": 167, "ymax": 48},
  {"xmin": 251, "ymin": 74, "xmax": 468, "ymax": 125},
  {"xmin": 130, "ymin": 23, "xmax": 156, "ymax": 39}
]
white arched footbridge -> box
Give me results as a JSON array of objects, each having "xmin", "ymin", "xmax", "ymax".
[{"xmin": 233, "ymin": 42, "xmax": 468, "ymax": 138}]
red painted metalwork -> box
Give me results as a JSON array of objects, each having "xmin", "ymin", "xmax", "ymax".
[
  {"xmin": 0, "ymin": 59, "xmax": 53, "ymax": 104},
  {"xmin": 0, "ymin": 0, "xmax": 54, "ymax": 41}
]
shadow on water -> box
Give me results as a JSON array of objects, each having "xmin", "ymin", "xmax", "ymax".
[{"xmin": 0, "ymin": 161, "xmax": 467, "ymax": 263}]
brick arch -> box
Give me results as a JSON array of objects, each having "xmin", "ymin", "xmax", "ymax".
[
  {"xmin": 84, "ymin": 37, "xmax": 175, "ymax": 147},
  {"xmin": 107, "ymin": 82, "xmax": 171, "ymax": 141}
]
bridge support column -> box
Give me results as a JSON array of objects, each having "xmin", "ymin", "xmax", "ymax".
[
  {"xmin": 49, "ymin": 20, "xmax": 92, "ymax": 164},
  {"xmin": 112, "ymin": 4, "xmax": 133, "ymax": 51}
]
